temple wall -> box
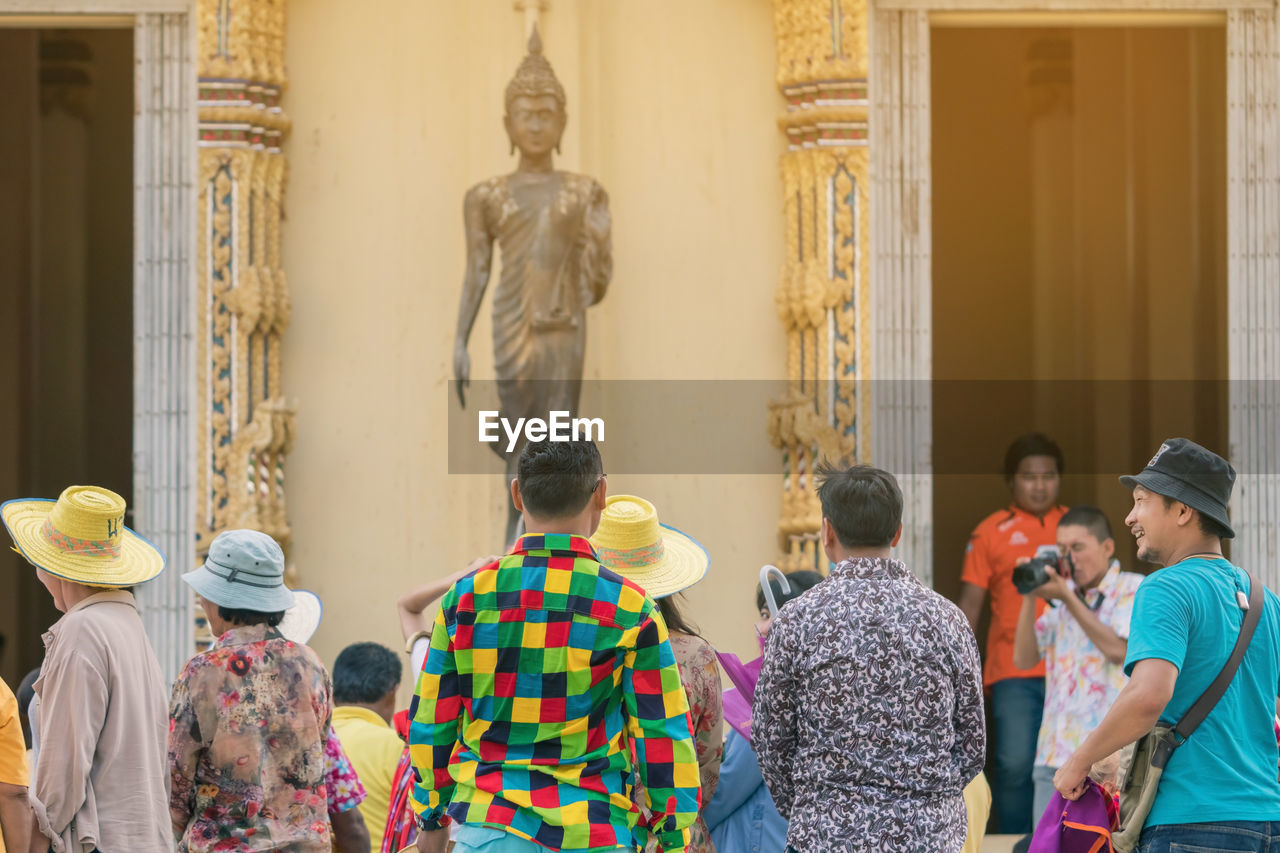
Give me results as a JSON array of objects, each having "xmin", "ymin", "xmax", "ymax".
[{"xmin": 281, "ymin": 0, "xmax": 786, "ymax": 677}]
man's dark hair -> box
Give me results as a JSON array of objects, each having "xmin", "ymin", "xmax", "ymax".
[
  {"xmin": 756, "ymin": 569, "xmax": 825, "ymax": 614},
  {"xmin": 1158, "ymin": 494, "xmax": 1233, "ymax": 540},
  {"xmin": 815, "ymin": 462, "xmax": 903, "ymax": 548},
  {"xmin": 1059, "ymin": 505, "xmax": 1113, "ymax": 543},
  {"xmin": 217, "ymin": 606, "xmax": 285, "ymax": 628},
  {"xmin": 516, "ymin": 439, "xmax": 603, "ymax": 519},
  {"xmin": 334, "ymin": 642, "xmax": 402, "ymax": 704},
  {"xmin": 1003, "ymin": 432, "xmax": 1064, "ymax": 481}
]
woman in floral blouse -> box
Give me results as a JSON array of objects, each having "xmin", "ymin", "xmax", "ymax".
[
  {"xmin": 589, "ymin": 495, "xmax": 723, "ymax": 853},
  {"xmin": 170, "ymin": 529, "xmax": 337, "ymax": 853},
  {"xmin": 649, "ymin": 596, "xmax": 724, "ymax": 853}
]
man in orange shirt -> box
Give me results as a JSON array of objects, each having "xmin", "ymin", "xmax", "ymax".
[{"xmin": 957, "ymin": 433, "xmax": 1065, "ymax": 836}]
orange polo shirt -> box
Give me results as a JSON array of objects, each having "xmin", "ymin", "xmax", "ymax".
[{"xmin": 961, "ymin": 504, "xmax": 1066, "ymax": 686}]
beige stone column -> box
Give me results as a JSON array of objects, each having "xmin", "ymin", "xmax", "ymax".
[
  {"xmin": 768, "ymin": 0, "xmax": 871, "ymax": 572},
  {"xmin": 195, "ymin": 0, "xmax": 295, "ymax": 567}
]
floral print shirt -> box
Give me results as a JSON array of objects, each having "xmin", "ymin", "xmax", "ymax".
[
  {"xmin": 1034, "ymin": 561, "xmax": 1143, "ymax": 767},
  {"xmin": 324, "ymin": 731, "xmax": 367, "ymax": 815},
  {"xmin": 752, "ymin": 557, "xmax": 987, "ymax": 853},
  {"xmin": 169, "ymin": 624, "xmax": 334, "ymax": 853},
  {"xmin": 635, "ymin": 632, "xmax": 724, "ymax": 853}
]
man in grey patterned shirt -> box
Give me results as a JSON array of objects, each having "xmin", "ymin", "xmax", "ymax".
[{"xmin": 752, "ymin": 463, "xmax": 987, "ymax": 853}]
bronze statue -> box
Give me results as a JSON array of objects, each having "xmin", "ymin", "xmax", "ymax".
[{"xmin": 453, "ymin": 26, "xmax": 612, "ymax": 545}]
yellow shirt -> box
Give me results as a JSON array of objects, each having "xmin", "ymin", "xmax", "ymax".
[
  {"xmin": 962, "ymin": 772, "xmax": 992, "ymax": 853},
  {"xmin": 0, "ymin": 676, "xmax": 31, "ymax": 853},
  {"xmin": 331, "ymin": 705, "xmax": 404, "ymax": 852}
]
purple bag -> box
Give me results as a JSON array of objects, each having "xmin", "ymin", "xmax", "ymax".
[{"xmin": 1028, "ymin": 779, "xmax": 1114, "ymax": 853}]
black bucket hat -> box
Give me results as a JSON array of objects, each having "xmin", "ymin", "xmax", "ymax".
[{"xmin": 1119, "ymin": 438, "xmax": 1236, "ymax": 539}]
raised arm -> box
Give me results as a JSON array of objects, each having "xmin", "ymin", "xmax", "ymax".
[
  {"xmin": 1012, "ymin": 593, "xmax": 1043, "ymax": 671},
  {"xmin": 397, "ymin": 558, "xmax": 494, "ymax": 643},
  {"xmin": 453, "ymin": 184, "xmax": 496, "ymax": 408}
]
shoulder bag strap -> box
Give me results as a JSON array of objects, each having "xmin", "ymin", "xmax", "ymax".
[{"xmin": 1172, "ymin": 570, "xmax": 1265, "ymax": 742}]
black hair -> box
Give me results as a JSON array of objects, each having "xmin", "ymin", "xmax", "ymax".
[
  {"xmin": 516, "ymin": 439, "xmax": 604, "ymax": 519},
  {"xmin": 217, "ymin": 605, "xmax": 285, "ymax": 628},
  {"xmin": 1003, "ymin": 432, "xmax": 1064, "ymax": 481},
  {"xmin": 815, "ymin": 461, "xmax": 903, "ymax": 548},
  {"xmin": 657, "ymin": 595, "xmax": 701, "ymax": 639},
  {"xmin": 756, "ymin": 569, "xmax": 825, "ymax": 614},
  {"xmin": 1059, "ymin": 505, "xmax": 1113, "ymax": 543},
  {"xmin": 333, "ymin": 642, "xmax": 403, "ymax": 704},
  {"xmin": 1158, "ymin": 494, "xmax": 1234, "ymax": 540}
]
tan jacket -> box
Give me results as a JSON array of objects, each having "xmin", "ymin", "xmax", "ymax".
[{"xmin": 31, "ymin": 590, "xmax": 174, "ymax": 853}]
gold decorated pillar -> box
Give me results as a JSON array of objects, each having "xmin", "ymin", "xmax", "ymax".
[
  {"xmin": 195, "ymin": 1, "xmax": 295, "ymax": 563},
  {"xmin": 767, "ymin": 1, "xmax": 870, "ymax": 572}
]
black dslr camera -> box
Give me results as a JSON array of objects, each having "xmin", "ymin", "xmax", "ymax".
[{"xmin": 1011, "ymin": 544, "xmax": 1073, "ymax": 594}]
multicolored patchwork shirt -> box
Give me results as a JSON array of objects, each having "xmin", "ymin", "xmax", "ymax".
[{"xmin": 408, "ymin": 534, "xmax": 701, "ymax": 852}]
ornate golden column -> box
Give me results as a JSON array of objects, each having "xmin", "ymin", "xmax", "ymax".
[
  {"xmin": 767, "ymin": 1, "xmax": 870, "ymax": 572},
  {"xmin": 195, "ymin": 1, "xmax": 295, "ymax": 561}
]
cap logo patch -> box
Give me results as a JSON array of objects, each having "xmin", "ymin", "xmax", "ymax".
[{"xmin": 1147, "ymin": 443, "xmax": 1171, "ymax": 469}]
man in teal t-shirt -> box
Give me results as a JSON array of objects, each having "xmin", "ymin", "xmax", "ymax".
[{"xmin": 1052, "ymin": 438, "xmax": 1280, "ymax": 852}]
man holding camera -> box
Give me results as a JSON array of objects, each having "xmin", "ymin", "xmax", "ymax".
[
  {"xmin": 958, "ymin": 433, "xmax": 1067, "ymax": 834},
  {"xmin": 1012, "ymin": 505, "xmax": 1143, "ymax": 823}
]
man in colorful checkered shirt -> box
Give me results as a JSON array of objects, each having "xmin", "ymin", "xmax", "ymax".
[{"xmin": 409, "ymin": 439, "xmax": 701, "ymax": 853}]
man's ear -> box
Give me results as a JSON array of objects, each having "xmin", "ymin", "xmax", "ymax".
[
  {"xmin": 1102, "ymin": 537, "xmax": 1116, "ymax": 560},
  {"xmin": 1175, "ymin": 501, "xmax": 1196, "ymax": 529},
  {"xmin": 821, "ymin": 517, "xmax": 835, "ymax": 550},
  {"xmin": 510, "ymin": 478, "xmax": 524, "ymax": 513},
  {"xmin": 593, "ymin": 475, "xmax": 608, "ymax": 510},
  {"xmin": 891, "ymin": 523, "xmax": 903, "ymax": 548}
]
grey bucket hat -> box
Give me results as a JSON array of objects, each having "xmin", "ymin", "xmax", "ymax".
[
  {"xmin": 1119, "ymin": 438, "xmax": 1236, "ymax": 539},
  {"xmin": 184, "ymin": 529, "xmax": 296, "ymax": 612}
]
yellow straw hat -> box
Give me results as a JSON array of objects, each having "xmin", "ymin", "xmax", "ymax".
[
  {"xmin": 2, "ymin": 485, "xmax": 165, "ymax": 587},
  {"xmin": 590, "ymin": 495, "xmax": 708, "ymax": 598}
]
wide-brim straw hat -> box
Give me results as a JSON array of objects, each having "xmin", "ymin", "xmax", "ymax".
[
  {"xmin": 590, "ymin": 495, "xmax": 709, "ymax": 598},
  {"xmin": 278, "ymin": 589, "xmax": 323, "ymax": 645},
  {"xmin": 2, "ymin": 485, "xmax": 165, "ymax": 587}
]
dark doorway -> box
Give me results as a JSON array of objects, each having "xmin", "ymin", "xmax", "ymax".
[
  {"xmin": 0, "ymin": 26, "xmax": 134, "ymax": 689},
  {"xmin": 931, "ymin": 23, "xmax": 1228, "ymax": 608}
]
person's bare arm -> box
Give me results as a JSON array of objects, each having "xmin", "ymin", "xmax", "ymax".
[
  {"xmin": 957, "ymin": 582, "xmax": 987, "ymax": 633},
  {"xmin": 0, "ymin": 782, "xmax": 30, "ymax": 853},
  {"xmin": 330, "ymin": 806, "xmax": 370, "ymax": 853},
  {"xmin": 1054, "ymin": 658, "xmax": 1178, "ymax": 799},
  {"xmin": 27, "ymin": 811, "xmax": 42, "ymax": 853},
  {"xmin": 397, "ymin": 558, "xmax": 496, "ymax": 641},
  {"xmin": 1012, "ymin": 594, "xmax": 1043, "ymax": 671}
]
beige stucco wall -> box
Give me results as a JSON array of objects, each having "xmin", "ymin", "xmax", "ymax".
[{"xmin": 282, "ymin": 0, "xmax": 786, "ymax": 690}]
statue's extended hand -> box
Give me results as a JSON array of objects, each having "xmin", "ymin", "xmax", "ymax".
[{"xmin": 454, "ymin": 344, "xmax": 470, "ymax": 408}]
